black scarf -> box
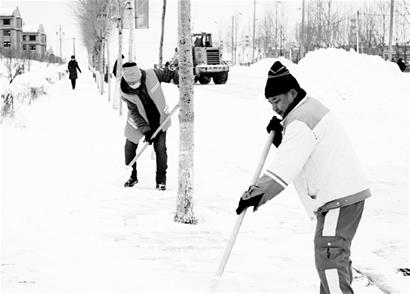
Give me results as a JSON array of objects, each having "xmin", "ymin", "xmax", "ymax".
[
  {"xmin": 283, "ymin": 88, "xmax": 307, "ymax": 119},
  {"xmin": 121, "ymin": 70, "xmax": 160, "ymax": 131}
]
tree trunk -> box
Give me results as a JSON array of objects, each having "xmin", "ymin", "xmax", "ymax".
[
  {"xmin": 159, "ymin": 0, "xmax": 167, "ymax": 66},
  {"xmin": 106, "ymin": 39, "xmax": 111, "ymax": 102},
  {"xmin": 175, "ymin": 0, "xmax": 197, "ymax": 224},
  {"xmin": 116, "ymin": 0, "xmax": 124, "ymax": 114},
  {"xmin": 100, "ymin": 40, "xmax": 105, "ymax": 95}
]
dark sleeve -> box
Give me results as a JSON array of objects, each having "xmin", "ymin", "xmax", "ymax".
[
  {"xmin": 76, "ymin": 62, "xmax": 81, "ymax": 73},
  {"xmin": 112, "ymin": 61, "xmax": 117, "ymax": 77},
  {"xmin": 122, "ymin": 98, "xmax": 151, "ymax": 134},
  {"xmin": 153, "ymin": 68, "xmax": 179, "ymax": 85}
]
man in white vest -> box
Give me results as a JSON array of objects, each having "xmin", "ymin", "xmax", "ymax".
[
  {"xmin": 121, "ymin": 62, "xmax": 178, "ymax": 190},
  {"xmin": 236, "ymin": 61, "xmax": 371, "ymax": 294}
]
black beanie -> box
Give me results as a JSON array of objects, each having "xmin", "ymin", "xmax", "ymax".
[{"xmin": 264, "ymin": 61, "xmax": 301, "ymax": 98}]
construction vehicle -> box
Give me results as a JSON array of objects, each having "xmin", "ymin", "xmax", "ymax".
[
  {"xmin": 164, "ymin": 32, "xmax": 229, "ymax": 84},
  {"xmin": 191, "ymin": 32, "xmax": 229, "ymax": 84}
]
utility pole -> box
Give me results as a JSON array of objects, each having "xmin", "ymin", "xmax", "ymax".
[
  {"xmin": 356, "ymin": 10, "xmax": 360, "ymax": 53},
  {"xmin": 252, "ymin": 0, "xmax": 256, "ymax": 63},
  {"xmin": 388, "ymin": 0, "xmax": 394, "ymax": 60},
  {"xmin": 58, "ymin": 25, "xmax": 63, "ymax": 60}
]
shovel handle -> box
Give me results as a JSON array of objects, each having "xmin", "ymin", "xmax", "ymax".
[
  {"xmin": 127, "ymin": 103, "xmax": 180, "ymax": 168},
  {"xmin": 216, "ymin": 131, "xmax": 275, "ymax": 277}
]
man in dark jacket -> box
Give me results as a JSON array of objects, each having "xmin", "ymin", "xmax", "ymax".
[
  {"xmin": 67, "ymin": 55, "xmax": 81, "ymax": 89},
  {"xmin": 120, "ymin": 62, "xmax": 178, "ymax": 190},
  {"xmin": 397, "ymin": 58, "xmax": 406, "ymax": 72}
]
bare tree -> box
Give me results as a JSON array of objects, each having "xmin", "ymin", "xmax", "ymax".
[
  {"xmin": 256, "ymin": 8, "xmax": 275, "ymax": 57},
  {"xmin": 175, "ymin": 0, "xmax": 197, "ymax": 224},
  {"xmin": 74, "ymin": 0, "xmax": 115, "ymax": 93}
]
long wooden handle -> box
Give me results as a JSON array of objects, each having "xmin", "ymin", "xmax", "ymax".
[
  {"xmin": 127, "ymin": 103, "xmax": 180, "ymax": 168},
  {"xmin": 216, "ymin": 131, "xmax": 275, "ymax": 277}
]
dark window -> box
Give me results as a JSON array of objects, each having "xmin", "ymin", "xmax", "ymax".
[
  {"xmin": 4, "ymin": 30, "xmax": 11, "ymax": 36},
  {"xmin": 29, "ymin": 35, "xmax": 36, "ymax": 41},
  {"xmin": 30, "ymin": 45, "xmax": 36, "ymax": 50},
  {"xmin": 23, "ymin": 44, "xmax": 26, "ymax": 50},
  {"xmin": 3, "ymin": 19, "xmax": 11, "ymax": 25},
  {"xmin": 3, "ymin": 41, "xmax": 11, "ymax": 47}
]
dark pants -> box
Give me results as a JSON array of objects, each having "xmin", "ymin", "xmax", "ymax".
[
  {"xmin": 70, "ymin": 78, "xmax": 76, "ymax": 89},
  {"xmin": 124, "ymin": 131, "xmax": 168, "ymax": 184},
  {"xmin": 314, "ymin": 201, "xmax": 365, "ymax": 294}
]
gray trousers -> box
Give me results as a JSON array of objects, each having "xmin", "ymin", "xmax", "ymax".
[{"xmin": 314, "ymin": 201, "xmax": 365, "ymax": 294}]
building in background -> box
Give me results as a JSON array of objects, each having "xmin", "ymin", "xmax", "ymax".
[
  {"xmin": 0, "ymin": 6, "xmax": 47, "ymax": 60},
  {"xmin": 22, "ymin": 24, "xmax": 47, "ymax": 59},
  {"xmin": 0, "ymin": 7, "xmax": 23, "ymax": 54}
]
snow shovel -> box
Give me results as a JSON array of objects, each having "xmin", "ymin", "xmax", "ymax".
[
  {"xmin": 126, "ymin": 103, "xmax": 180, "ymax": 169},
  {"xmin": 216, "ymin": 131, "xmax": 275, "ymax": 278}
]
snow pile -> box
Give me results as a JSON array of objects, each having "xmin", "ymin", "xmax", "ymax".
[
  {"xmin": 1, "ymin": 60, "xmax": 67, "ymax": 124},
  {"xmin": 297, "ymin": 48, "xmax": 406, "ymax": 103},
  {"xmin": 297, "ymin": 48, "xmax": 409, "ymax": 167},
  {"xmin": 238, "ymin": 48, "xmax": 409, "ymax": 168}
]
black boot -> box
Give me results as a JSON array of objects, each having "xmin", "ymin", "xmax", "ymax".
[
  {"xmin": 156, "ymin": 183, "xmax": 166, "ymax": 191},
  {"xmin": 124, "ymin": 176, "xmax": 138, "ymax": 187}
]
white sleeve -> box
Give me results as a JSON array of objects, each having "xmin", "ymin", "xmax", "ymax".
[{"xmin": 265, "ymin": 120, "xmax": 316, "ymax": 185}]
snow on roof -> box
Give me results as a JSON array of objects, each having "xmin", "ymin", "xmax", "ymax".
[
  {"xmin": 0, "ymin": 6, "xmax": 21, "ymax": 17},
  {"xmin": 23, "ymin": 25, "xmax": 39, "ymax": 33}
]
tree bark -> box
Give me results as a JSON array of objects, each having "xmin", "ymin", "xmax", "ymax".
[
  {"xmin": 159, "ymin": 0, "xmax": 167, "ymax": 66},
  {"xmin": 115, "ymin": 0, "xmax": 124, "ymax": 114},
  {"xmin": 175, "ymin": 0, "xmax": 197, "ymax": 224}
]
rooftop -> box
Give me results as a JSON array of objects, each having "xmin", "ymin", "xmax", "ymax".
[{"xmin": 0, "ymin": 7, "xmax": 21, "ymax": 18}]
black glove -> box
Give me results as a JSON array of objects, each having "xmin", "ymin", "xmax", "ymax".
[
  {"xmin": 266, "ymin": 116, "xmax": 283, "ymax": 147},
  {"xmin": 144, "ymin": 131, "xmax": 154, "ymax": 145},
  {"xmin": 235, "ymin": 185, "xmax": 264, "ymax": 215}
]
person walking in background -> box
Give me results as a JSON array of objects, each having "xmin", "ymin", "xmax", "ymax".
[
  {"xmin": 120, "ymin": 62, "xmax": 179, "ymax": 190},
  {"xmin": 396, "ymin": 58, "xmax": 406, "ymax": 72},
  {"xmin": 67, "ymin": 55, "xmax": 81, "ymax": 89},
  {"xmin": 236, "ymin": 61, "xmax": 371, "ymax": 294}
]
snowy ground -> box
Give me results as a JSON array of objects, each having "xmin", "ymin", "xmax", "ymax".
[{"xmin": 1, "ymin": 49, "xmax": 409, "ymax": 293}]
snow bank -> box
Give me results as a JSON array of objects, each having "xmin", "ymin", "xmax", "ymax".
[
  {"xmin": 1, "ymin": 60, "xmax": 67, "ymax": 124},
  {"xmin": 240, "ymin": 48, "xmax": 409, "ymax": 168}
]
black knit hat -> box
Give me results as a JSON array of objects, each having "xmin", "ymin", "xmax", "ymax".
[{"xmin": 264, "ymin": 61, "xmax": 301, "ymax": 98}]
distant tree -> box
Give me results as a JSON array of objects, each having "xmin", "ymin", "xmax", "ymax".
[
  {"xmin": 256, "ymin": 9, "xmax": 275, "ymax": 57},
  {"xmin": 74, "ymin": 0, "xmax": 115, "ymax": 93},
  {"xmin": 175, "ymin": 0, "xmax": 197, "ymax": 224}
]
